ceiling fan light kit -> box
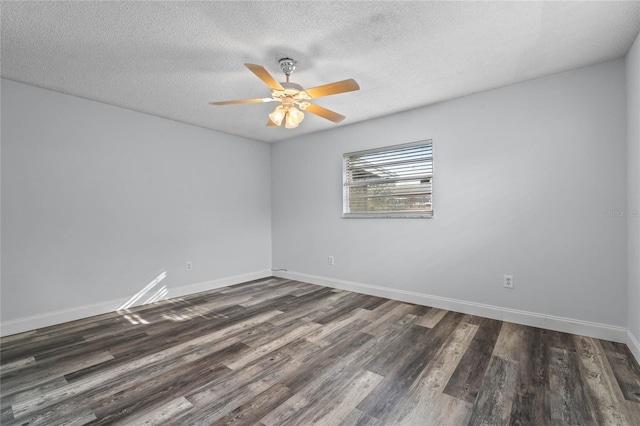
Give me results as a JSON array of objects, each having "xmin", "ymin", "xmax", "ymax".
[
  {"xmin": 210, "ymin": 58, "xmax": 360, "ymax": 129},
  {"xmin": 269, "ymin": 104, "xmax": 304, "ymax": 128}
]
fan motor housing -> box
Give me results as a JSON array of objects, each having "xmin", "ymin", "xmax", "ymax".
[
  {"xmin": 280, "ymin": 82, "xmax": 304, "ymax": 92},
  {"xmin": 272, "ymin": 81, "xmax": 310, "ymax": 101}
]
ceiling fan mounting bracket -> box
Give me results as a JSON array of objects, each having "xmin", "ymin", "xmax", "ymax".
[{"xmin": 279, "ymin": 58, "xmax": 296, "ymax": 77}]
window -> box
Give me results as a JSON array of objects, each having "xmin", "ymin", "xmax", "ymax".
[{"xmin": 343, "ymin": 140, "xmax": 433, "ymax": 218}]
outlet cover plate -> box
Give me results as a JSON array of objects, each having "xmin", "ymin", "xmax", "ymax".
[{"xmin": 504, "ymin": 274, "xmax": 514, "ymax": 289}]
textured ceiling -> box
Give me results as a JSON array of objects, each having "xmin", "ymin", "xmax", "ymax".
[{"xmin": 2, "ymin": 1, "xmax": 639, "ymax": 143}]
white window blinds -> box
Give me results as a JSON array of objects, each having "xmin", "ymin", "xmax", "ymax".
[{"xmin": 343, "ymin": 141, "xmax": 433, "ymax": 218}]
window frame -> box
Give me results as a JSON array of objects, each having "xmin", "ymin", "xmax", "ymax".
[{"xmin": 342, "ymin": 140, "xmax": 434, "ymax": 219}]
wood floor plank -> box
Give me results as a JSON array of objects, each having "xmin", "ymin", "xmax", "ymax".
[
  {"xmin": 70, "ymin": 308, "xmax": 282, "ymax": 380},
  {"xmin": 88, "ymin": 359, "xmax": 234, "ymax": 423},
  {"xmin": 360, "ymin": 302, "xmax": 416, "ymax": 335},
  {"xmin": 211, "ymin": 383, "xmax": 292, "ymax": 426},
  {"xmin": 152, "ymin": 294, "xmax": 255, "ymax": 323},
  {"xmin": 492, "ymin": 321, "xmax": 528, "ymax": 362},
  {"xmin": 280, "ymin": 368, "xmax": 384, "ymax": 426},
  {"xmin": 2, "ymin": 277, "xmax": 638, "ymax": 425},
  {"xmin": 548, "ymin": 346, "xmax": 595, "ymax": 424},
  {"xmin": 0, "ymin": 330, "xmax": 37, "ymax": 344},
  {"xmin": 313, "ymin": 370, "xmax": 385, "ymax": 425},
  {"xmin": 508, "ymin": 326, "xmax": 548, "ymax": 425},
  {"xmin": 414, "ymin": 307, "xmax": 448, "ymax": 328},
  {"xmin": 273, "ymin": 287, "xmax": 337, "ymax": 313},
  {"xmin": 261, "ymin": 330, "xmax": 383, "ymax": 425},
  {"xmin": 1, "ymin": 335, "xmax": 88, "ymax": 365},
  {"xmin": 364, "ymin": 298, "xmax": 400, "ymax": 316},
  {"xmin": 574, "ymin": 336, "xmax": 635, "ymax": 425},
  {"xmin": 1, "ymin": 350, "xmax": 114, "ymax": 397},
  {"xmin": 310, "ymin": 318, "xmax": 372, "ymax": 349},
  {"xmin": 179, "ymin": 336, "xmax": 321, "ymax": 414},
  {"xmin": 626, "ymin": 400, "xmax": 640, "ymax": 423},
  {"xmin": 3, "ymin": 403, "xmax": 96, "ymax": 426},
  {"xmin": 422, "ymin": 392, "xmax": 474, "ymax": 425},
  {"xmin": 1, "ymin": 376, "xmax": 70, "ymax": 409},
  {"xmin": 287, "ymin": 284, "xmax": 328, "ymax": 297},
  {"xmin": 239, "ymin": 285, "xmax": 305, "ymax": 307},
  {"xmin": 381, "ymin": 320, "xmax": 478, "ymax": 424},
  {"xmin": 3, "ymin": 311, "xmax": 130, "ymax": 352},
  {"xmin": 173, "ymin": 353, "xmax": 301, "ymax": 424},
  {"xmin": 134, "ymin": 300, "xmax": 269, "ymax": 339},
  {"xmin": 265, "ymin": 291, "xmax": 350, "ymax": 327},
  {"xmin": 37, "ymin": 330, "xmax": 147, "ymax": 366},
  {"xmin": 356, "ymin": 295, "xmax": 389, "ymax": 311},
  {"xmin": 260, "ymin": 335, "xmax": 384, "ymax": 426},
  {"xmin": 0, "ymin": 356, "xmax": 36, "ymax": 375},
  {"xmin": 339, "ymin": 408, "xmax": 381, "ymax": 426},
  {"xmin": 2, "ymin": 314, "xmax": 116, "ymax": 347},
  {"xmin": 224, "ymin": 322, "xmax": 322, "ymax": 370},
  {"xmin": 239, "ymin": 317, "xmax": 307, "ymax": 348},
  {"xmin": 1, "ymin": 405, "xmax": 14, "ymax": 424},
  {"xmin": 543, "ymin": 328, "xmax": 578, "ymax": 351},
  {"xmin": 305, "ymin": 308, "xmax": 371, "ymax": 346},
  {"xmin": 443, "ymin": 316, "xmax": 502, "ymax": 403},
  {"xmin": 218, "ymin": 277, "xmax": 288, "ymax": 295},
  {"xmin": 601, "ymin": 339, "xmax": 640, "ymax": 403},
  {"xmin": 467, "ymin": 355, "xmax": 519, "ymax": 425},
  {"xmin": 357, "ymin": 312, "xmax": 464, "ymax": 419},
  {"xmin": 81, "ymin": 323, "xmax": 149, "ymax": 343},
  {"xmin": 364, "ymin": 320, "xmax": 428, "ymax": 377},
  {"xmin": 113, "ymin": 396, "xmax": 193, "ymax": 426},
  {"xmin": 10, "ymin": 320, "xmax": 256, "ymax": 419},
  {"xmin": 313, "ymin": 293, "xmax": 380, "ymax": 325}
]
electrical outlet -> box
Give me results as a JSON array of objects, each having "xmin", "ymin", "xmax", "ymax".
[
  {"xmin": 504, "ymin": 275, "xmax": 514, "ymax": 289},
  {"xmin": 186, "ymin": 261, "xmax": 193, "ymax": 271},
  {"xmin": 328, "ymin": 256, "xmax": 335, "ymax": 266}
]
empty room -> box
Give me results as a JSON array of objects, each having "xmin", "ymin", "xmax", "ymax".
[{"xmin": 1, "ymin": 1, "xmax": 640, "ymax": 425}]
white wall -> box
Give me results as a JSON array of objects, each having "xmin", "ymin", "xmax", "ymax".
[
  {"xmin": 272, "ymin": 59, "xmax": 628, "ymax": 329},
  {"xmin": 1, "ymin": 79, "xmax": 272, "ymax": 327},
  {"xmin": 1, "ymin": 57, "xmax": 633, "ymax": 342},
  {"xmin": 628, "ymin": 34, "xmax": 640, "ymax": 351}
]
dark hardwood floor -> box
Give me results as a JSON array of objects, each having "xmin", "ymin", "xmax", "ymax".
[{"xmin": 2, "ymin": 277, "xmax": 639, "ymax": 425}]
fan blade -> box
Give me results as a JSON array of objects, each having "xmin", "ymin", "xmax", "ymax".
[
  {"xmin": 304, "ymin": 79, "xmax": 359, "ymax": 99},
  {"xmin": 305, "ymin": 103, "xmax": 345, "ymax": 123},
  {"xmin": 209, "ymin": 98, "xmax": 275, "ymax": 106},
  {"xmin": 267, "ymin": 119, "xmax": 278, "ymax": 127},
  {"xmin": 245, "ymin": 64, "xmax": 284, "ymax": 91}
]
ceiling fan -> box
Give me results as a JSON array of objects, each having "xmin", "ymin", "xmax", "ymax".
[{"xmin": 209, "ymin": 58, "xmax": 360, "ymax": 129}]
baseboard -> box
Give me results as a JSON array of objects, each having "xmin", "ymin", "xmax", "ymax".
[
  {"xmin": 273, "ymin": 270, "xmax": 628, "ymax": 344},
  {"xmin": 2, "ymin": 268, "xmax": 630, "ymax": 347},
  {"xmin": 0, "ymin": 269, "xmax": 271, "ymax": 337},
  {"xmin": 627, "ymin": 330, "xmax": 640, "ymax": 365}
]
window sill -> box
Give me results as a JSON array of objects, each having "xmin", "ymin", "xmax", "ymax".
[{"xmin": 342, "ymin": 212, "xmax": 434, "ymax": 219}]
